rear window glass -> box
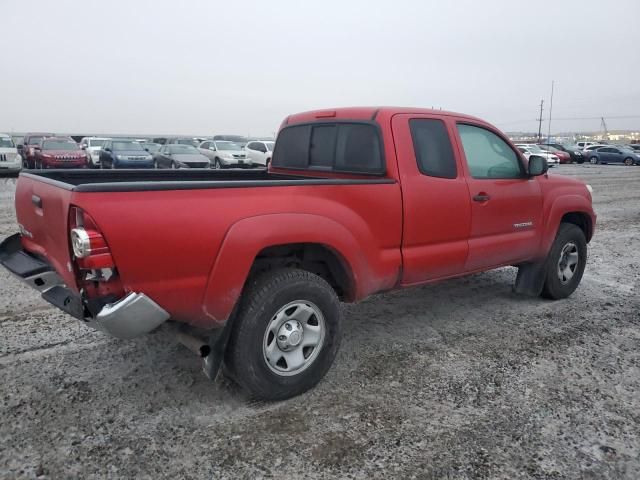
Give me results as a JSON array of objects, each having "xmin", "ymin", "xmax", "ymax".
[
  {"xmin": 409, "ymin": 119, "xmax": 457, "ymax": 178},
  {"xmin": 273, "ymin": 122, "xmax": 383, "ymax": 174}
]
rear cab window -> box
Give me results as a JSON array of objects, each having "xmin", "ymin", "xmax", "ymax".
[
  {"xmin": 272, "ymin": 122, "xmax": 384, "ymax": 175},
  {"xmin": 409, "ymin": 119, "xmax": 457, "ymax": 178}
]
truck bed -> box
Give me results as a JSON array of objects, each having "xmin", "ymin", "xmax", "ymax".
[{"xmin": 22, "ymin": 169, "xmax": 393, "ymax": 192}]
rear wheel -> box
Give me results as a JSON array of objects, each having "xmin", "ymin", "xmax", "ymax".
[
  {"xmin": 225, "ymin": 268, "xmax": 342, "ymax": 400},
  {"xmin": 541, "ymin": 223, "xmax": 587, "ymax": 300},
  {"xmin": 624, "ymin": 157, "xmax": 634, "ymax": 166}
]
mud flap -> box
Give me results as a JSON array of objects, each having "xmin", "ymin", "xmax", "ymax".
[
  {"xmin": 513, "ymin": 260, "xmax": 547, "ymax": 297},
  {"xmin": 202, "ymin": 309, "xmax": 238, "ymax": 381}
]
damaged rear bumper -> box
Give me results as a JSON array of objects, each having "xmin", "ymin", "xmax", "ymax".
[{"xmin": 0, "ymin": 233, "xmax": 169, "ymax": 339}]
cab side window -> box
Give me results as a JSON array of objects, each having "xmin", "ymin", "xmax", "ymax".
[{"xmin": 457, "ymin": 124, "xmax": 523, "ymax": 179}]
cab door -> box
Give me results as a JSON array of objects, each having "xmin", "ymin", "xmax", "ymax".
[
  {"xmin": 392, "ymin": 114, "xmax": 472, "ymax": 285},
  {"xmin": 453, "ymin": 122, "xmax": 543, "ymax": 271}
]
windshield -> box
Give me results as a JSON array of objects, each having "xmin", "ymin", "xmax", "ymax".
[
  {"xmin": 527, "ymin": 145, "xmax": 543, "ymax": 153},
  {"xmin": 0, "ymin": 137, "xmax": 15, "ymax": 148},
  {"xmin": 215, "ymin": 141, "xmax": 242, "ymax": 151},
  {"xmin": 265, "ymin": 142, "xmax": 275, "ymax": 151},
  {"xmin": 28, "ymin": 136, "xmax": 44, "ymax": 145},
  {"xmin": 89, "ymin": 139, "xmax": 106, "ymax": 147},
  {"xmin": 175, "ymin": 139, "xmax": 199, "ymax": 146},
  {"xmin": 168, "ymin": 145, "xmax": 198, "ymax": 154},
  {"xmin": 43, "ymin": 140, "xmax": 79, "ymax": 150},
  {"xmin": 142, "ymin": 143, "xmax": 160, "ymax": 153},
  {"xmin": 113, "ymin": 141, "xmax": 144, "ymax": 151}
]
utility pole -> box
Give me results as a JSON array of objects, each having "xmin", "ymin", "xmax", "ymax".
[
  {"xmin": 536, "ymin": 99, "xmax": 544, "ymax": 142},
  {"xmin": 600, "ymin": 117, "xmax": 608, "ymax": 141},
  {"xmin": 547, "ymin": 81, "xmax": 554, "ymax": 143}
]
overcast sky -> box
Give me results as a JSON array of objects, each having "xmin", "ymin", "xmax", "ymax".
[{"xmin": 2, "ymin": 0, "xmax": 639, "ymax": 136}]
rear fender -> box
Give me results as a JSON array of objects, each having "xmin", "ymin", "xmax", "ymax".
[{"xmin": 201, "ymin": 214, "xmax": 370, "ymax": 326}]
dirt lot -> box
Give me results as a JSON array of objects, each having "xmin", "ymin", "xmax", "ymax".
[{"xmin": 0, "ymin": 165, "xmax": 639, "ymax": 479}]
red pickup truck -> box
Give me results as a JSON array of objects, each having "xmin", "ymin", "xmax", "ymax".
[{"xmin": 0, "ymin": 107, "xmax": 595, "ymax": 400}]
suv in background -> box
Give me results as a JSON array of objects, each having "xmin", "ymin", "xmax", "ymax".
[
  {"xmin": 34, "ymin": 137, "xmax": 89, "ymax": 169},
  {"xmin": 198, "ymin": 140, "xmax": 253, "ymax": 168},
  {"xmin": 99, "ymin": 139, "xmax": 154, "ymax": 169},
  {"xmin": 245, "ymin": 140, "xmax": 275, "ymax": 167},
  {"xmin": 20, "ymin": 133, "xmax": 54, "ymax": 168},
  {"xmin": 0, "ymin": 134, "xmax": 22, "ymax": 173},
  {"xmin": 79, "ymin": 137, "xmax": 109, "ymax": 168}
]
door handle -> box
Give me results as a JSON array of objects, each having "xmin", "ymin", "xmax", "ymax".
[{"xmin": 473, "ymin": 193, "xmax": 491, "ymax": 202}]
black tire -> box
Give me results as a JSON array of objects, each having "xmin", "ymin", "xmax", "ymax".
[
  {"xmin": 214, "ymin": 158, "xmax": 221, "ymax": 169},
  {"xmin": 624, "ymin": 157, "xmax": 634, "ymax": 166},
  {"xmin": 225, "ymin": 268, "xmax": 342, "ymax": 401},
  {"xmin": 541, "ymin": 223, "xmax": 587, "ymax": 300}
]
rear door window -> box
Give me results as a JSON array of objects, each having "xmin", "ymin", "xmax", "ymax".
[
  {"xmin": 273, "ymin": 122, "xmax": 384, "ymax": 174},
  {"xmin": 409, "ymin": 119, "xmax": 457, "ymax": 178}
]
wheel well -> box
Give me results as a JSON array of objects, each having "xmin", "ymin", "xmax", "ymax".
[
  {"xmin": 248, "ymin": 243, "xmax": 353, "ymax": 300},
  {"xmin": 561, "ymin": 212, "xmax": 593, "ymax": 242}
]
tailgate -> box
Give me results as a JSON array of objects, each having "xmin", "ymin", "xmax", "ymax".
[{"xmin": 14, "ymin": 174, "xmax": 78, "ymax": 291}]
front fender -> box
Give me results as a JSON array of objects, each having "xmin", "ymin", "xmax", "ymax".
[
  {"xmin": 542, "ymin": 194, "xmax": 595, "ymax": 255},
  {"xmin": 200, "ymin": 213, "xmax": 396, "ymax": 327}
]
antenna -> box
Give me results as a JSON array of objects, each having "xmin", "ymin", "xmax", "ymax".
[{"xmin": 536, "ymin": 99, "xmax": 544, "ymax": 142}]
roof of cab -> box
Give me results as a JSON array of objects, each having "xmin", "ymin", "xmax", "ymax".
[{"xmin": 283, "ymin": 106, "xmax": 486, "ymax": 127}]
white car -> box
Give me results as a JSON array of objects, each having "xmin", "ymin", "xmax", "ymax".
[
  {"xmin": 582, "ymin": 144, "xmax": 607, "ymax": 155},
  {"xmin": 245, "ymin": 140, "xmax": 275, "ymax": 167},
  {"xmin": 576, "ymin": 141, "xmax": 599, "ymax": 149},
  {"xmin": 197, "ymin": 140, "xmax": 253, "ymax": 168},
  {"xmin": 515, "ymin": 144, "xmax": 559, "ymax": 165},
  {"xmin": 0, "ymin": 133, "xmax": 22, "ymax": 173},
  {"xmin": 79, "ymin": 136, "xmax": 109, "ymax": 168}
]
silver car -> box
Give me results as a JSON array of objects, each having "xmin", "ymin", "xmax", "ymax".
[{"xmin": 198, "ymin": 140, "xmax": 253, "ymax": 168}]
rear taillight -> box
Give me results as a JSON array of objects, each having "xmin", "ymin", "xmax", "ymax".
[{"xmin": 69, "ymin": 206, "xmax": 123, "ymax": 300}]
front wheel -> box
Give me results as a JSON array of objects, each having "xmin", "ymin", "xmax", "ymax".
[
  {"xmin": 225, "ymin": 268, "xmax": 342, "ymax": 400},
  {"xmin": 541, "ymin": 223, "xmax": 587, "ymax": 300}
]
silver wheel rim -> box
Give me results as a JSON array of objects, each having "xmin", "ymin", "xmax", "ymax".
[
  {"xmin": 590, "ymin": 157, "xmax": 597, "ymax": 164},
  {"xmin": 263, "ymin": 300, "xmax": 326, "ymax": 377},
  {"xmin": 557, "ymin": 242, "xmax": 579, "ymax": 284}
]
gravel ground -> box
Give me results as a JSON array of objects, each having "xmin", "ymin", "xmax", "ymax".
[{"xmin": 0, "ymin": 165, "xmax": 639, "ymax": 479}]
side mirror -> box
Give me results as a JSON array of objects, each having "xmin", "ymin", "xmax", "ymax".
[{"xmin": 528, "ymin": 155, "xmax": 548, "ymax": 176}]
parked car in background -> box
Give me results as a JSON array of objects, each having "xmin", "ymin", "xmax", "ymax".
[
  {"xmin": 626, "ymin": 144, "xmax": 640, "ymax": 152},
  {"xmin": 212, "ymin": 135, "xmax": 248, "ymax": 146},
  {"xmin": 153, "ymin": 144, "xmax": 210, "ymax": 169},
  {"xmin": 0, "ymin": 134, "xmax": 22, "ymax": 173},
  {"xmin": 34, "ymin": 137, "xmax": 89, "ymax": 169},
  {"xmin": 577, "ymin": 141, "xmax": 600, "ymax": 149},
  {"xmin": 245, "ymin": 140, "xmax": 275, "ymax": 167},
  {"xmin": 161, "ymin": 137, "xmax": 205, "ymax": 147},
  {"xmin": 515, "ymin": 144, "xmax": 560, "ymax": 165},
  {"xmin": 198, "ymin": 140, "xmax": 253, "ymax": 168},
  {"xmin": 79, "ymin": 136, "xmax": 109, "ymax": 168},
  {"xmin": 540, "ymin": 143, "xmax": 584, "ymax": 163},
  {"xmin": 537, "ymin": 145, "xmax": 571, "ymax": 164},
  {"xmin": 140, "ymin": 142, "xmax": 161, "ymax": 154},
  {"xmin": 20, "ymin": 133, "xmax": 54, "ymax": 168},
  {"xmin": 582, "ymin": 144, "xmax": 607, "ymax": 156},
  {"xmin": 99, "ymin": 139, "xmax": 154, "ymax": 169},
  {"xmin": 587, "ymin": 146, "xmax": 640, "ymax": 165}
]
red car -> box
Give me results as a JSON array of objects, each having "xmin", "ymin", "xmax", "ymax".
[
  {"xmin": 34, "ymin": 136, "xmax": 89, "ymax": 169},
  {"xmin": 19, "ymin": 132, "xmax": 54, "ymax": 168},
  {"xmin": 538, "ymin": 144, "xmax": 572, "ymax": 164},
  {"xmin": 0, "ymin": 107, "xmax": 596, "ymax": 400}
]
